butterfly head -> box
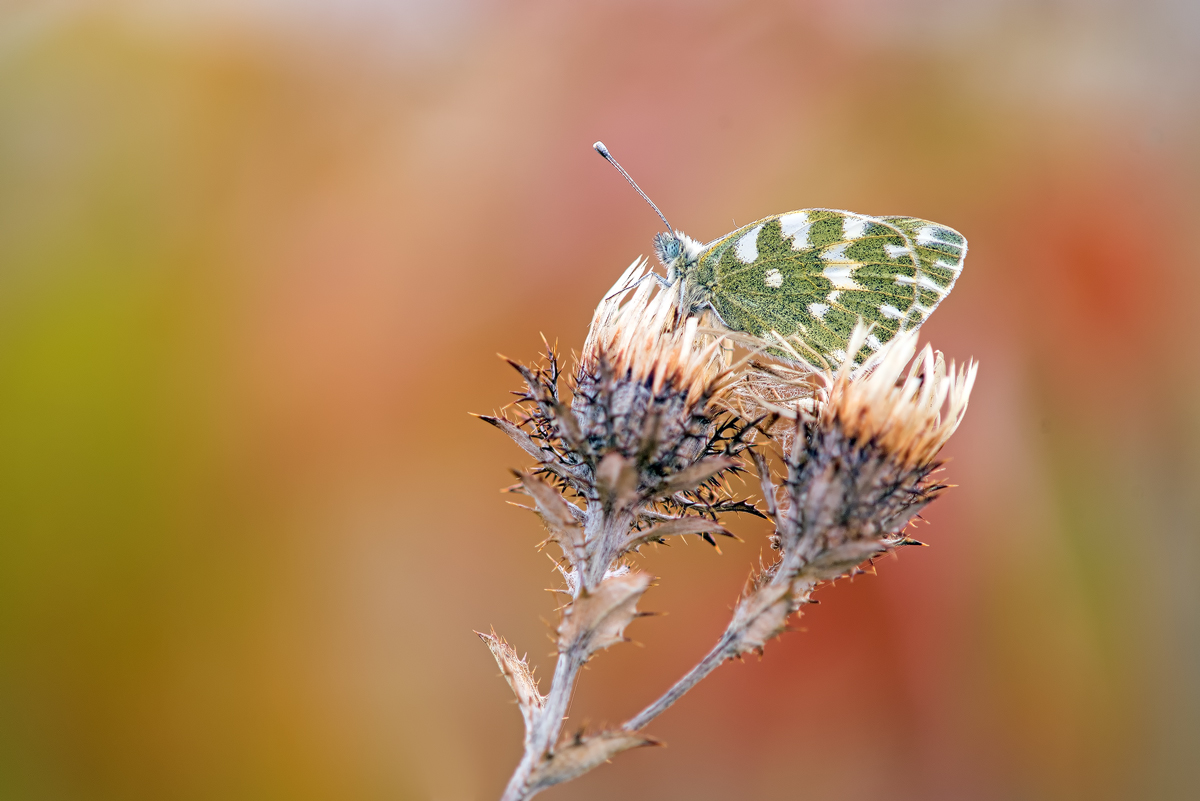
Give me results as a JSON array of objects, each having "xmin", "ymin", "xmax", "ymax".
[{"xmin": 653, "ymin": 231, "xmax": 705, "ymax": 282}]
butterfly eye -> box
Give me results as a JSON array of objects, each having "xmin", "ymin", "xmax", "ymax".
[{"xmin": 653, "ymin": 232, "xmax": 681, "ymax": 266}]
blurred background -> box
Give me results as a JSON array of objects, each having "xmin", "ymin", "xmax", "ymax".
[{"xmin": 1, "ymin": 1, "xmax": 1198, "ymax": 799}]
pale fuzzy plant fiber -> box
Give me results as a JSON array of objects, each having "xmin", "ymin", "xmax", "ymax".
[
  {"xmin": 736, "ymin": 324, "xmax": 977, "ymax": 469},
  {"xmin": 581, "ymin": 259, "xmax": 740, "ymax": 407}
]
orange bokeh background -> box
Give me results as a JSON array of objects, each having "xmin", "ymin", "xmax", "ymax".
[{"xmin": 1, "ymin": 2, "xmax": 1198, "ymax": 799}]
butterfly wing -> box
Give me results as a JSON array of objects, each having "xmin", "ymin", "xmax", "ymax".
[{"xmin": 691, "ymin": 209, "xmax": 965, "ymax": 364}]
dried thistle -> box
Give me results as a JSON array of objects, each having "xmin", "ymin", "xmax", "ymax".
[
  {"xmin": 478, "ymin": 261, "xmax": 762, "ymax": 801},
  {"xmin": 477, "ymin": 267, "xmax": 977, "ymax": 800},
  {"xmin": 625, "ymin": 326, "xmax": 977, "ymax": 729}
]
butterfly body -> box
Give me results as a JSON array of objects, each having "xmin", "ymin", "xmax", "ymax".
[{"xmin": 654, "ymin": 209, "xmax": 966, "ymax": 365}]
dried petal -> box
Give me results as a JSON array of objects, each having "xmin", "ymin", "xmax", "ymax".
[{"xmin": 750, "ymin": 449, "xmax": 779, "ymax": 522}]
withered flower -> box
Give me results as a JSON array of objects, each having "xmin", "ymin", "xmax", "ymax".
[
  {"xmin": 625, "ymin": 326, "xmax": 977, "ymax": 731},
  {"xmin": 478, "ymin": 260, "xmax": 763, "ymax": 800},
  {"xmin": 478, "ymin": 266, "xmax": 977, "ymax": 800},
  {"xmin": 749, "ymin": 325, "xmax": 976, "ymax": 633}
]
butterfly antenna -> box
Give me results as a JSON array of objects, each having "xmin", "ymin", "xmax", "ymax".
[{"xmin": 593, "ymin": 141, "xmax": 674, "ymax": 234}]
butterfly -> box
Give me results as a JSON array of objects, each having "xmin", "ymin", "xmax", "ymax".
[{"xmin": 595, "ymin": 143, "xmax": 966, "ymax": 366}]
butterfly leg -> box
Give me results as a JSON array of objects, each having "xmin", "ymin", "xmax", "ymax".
[
  {"xmin": 601, "ymin": 270, "xmax": 671, "ymax": 302},
  {"xmin": 702, "ymin": 301, "xmax": 731, "ymax": 329}
]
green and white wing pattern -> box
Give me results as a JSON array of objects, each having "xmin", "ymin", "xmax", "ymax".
[{"xmin": 689, "ymin": 209, "xmax": 965, "ymax": 365}]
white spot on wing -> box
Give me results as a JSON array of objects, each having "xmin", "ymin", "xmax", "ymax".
[
  {"xmin": 808, "ymin": 302, "xmax": 829, "ymax": 319},
  {"xmin": 822, "ymin": 264, "xmax": 858, "ymax": 290},
  {"xmin": 779, "ymin": 212, "xmax": 811, "ymax": 249},
  {"xmin": 935, "ymin": 258, "xmax": 962, "ymax": 272},
  {"xmin": 735, "ymin": 224, "xmax": 764, "ymax": 263},
  {"xmin": 866, "ymin": 334, "xmax": 882, "ymax": 351},
  {"xmin": 915, "ymin": 274, "xmax": 946, "ymax": 294},
  {"xmin": 764, "ymin": 268, "xmax": 783, "ymax": 288},
  {"xmin": 885, "ymin": 243, "xmax": 912, "ymax": 259},
  {"xmin": 879, "ymin": 304, "xmax": 904, "ymax": 320},
  {"xmin": 916, "ymin": 225, "xmax": 960, "ymax": 249},
  {"xmin": 821, "ymin": 243, "xmax": 850, "ymax": 262},
  {"xmin": 843, "ymin": 216, "xmax": 869, "ymax": 240},
  {"xmin": 828, "ymin": 290, "xmax": 842, "ymax": 303},
  {"xmin": 832, "ymin": 349, "xmax": 848, "ymax": 363}
]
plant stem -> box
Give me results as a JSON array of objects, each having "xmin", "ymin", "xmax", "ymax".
[
  {"xmin": 622, "ymin": 631, "xmax": 736, "ymax": 732},
  {"xmin": 623, "ymin": 552, "xmax": 814, "ymax": 733},
  {"xmin": 499, "ymin": 649, "xmax": 586, "ymax": 801}
]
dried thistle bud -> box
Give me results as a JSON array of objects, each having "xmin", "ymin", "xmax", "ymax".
[
  {"xmin": 785, "ymin": 326, "xmax": 976, "ymax": 561},
  {"xmin": 479, "ymin": 260, "xmax": 769, "ymax": 801},
  {"xmin": 724, "ymin": 326, "xmax": 977, "ymax": 655},
  {"xmin": 572, "ymin": 260, "xmax": 748, "ymax": 495},
  {"xmin": 480, "ymin": 259, "xmax": 763, "ymax": 595}
]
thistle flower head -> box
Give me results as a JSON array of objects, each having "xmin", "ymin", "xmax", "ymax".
[
  {"xmin": 480, "ymin": 259, "xmax": 763, "ymax": 596},
  {"xmin": 821, "ymin": 326, "xmax": 977, "ymax": 470},
  {"xmin": 738, "ymin": 323, "xmax": 977, "ymax": 472},
  {"xmin": 579, "ymin": 258, "xmax": 736, "ymax": 409},
  {"xmin": 564, "ymin": 260, "xmax": 759, "ymax": 517},
  {"xmin": 719, "ymin": 324, "xmax": 979, "ymax": 655},
  {"xmin": 479, "ymin": 249, "xmax": 982, "ymax": 797}
]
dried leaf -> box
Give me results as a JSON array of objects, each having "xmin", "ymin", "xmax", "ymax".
[
  {"xmin": 505, "ymin": 357, "xmax": 555, "ymax": 404},
  {"xmin": 476, "ymin": 630, "xmax": 545, "ymax": 744},
  {"xmin": 476, "ymin": 415, "xmax": 586, "ymax": 490},
  {"xmin": 528, "ymin": 731, "xmax": 659, "ymax": 791},
  {"xmin": 729, "ymin": 582, "xmax": 793, "ymax": 654},
  {"xmin": 517, "ymin": 472, "xmax": 587, "ymax": 570},
  {"xmin": 655, "ymin": 456, "xmax": 738, "ymax": 497},
  {"xmin": 750, "ymin": 449, "xmax": 779, "ymax": 523},
  {"xmin": 475, "ymin": 414, "xmax": 544, "ymax": 462},
  {"xmin": 595, "ymin": 452, "xmax": 638, "ymax": 512},
  {"xmin": 879, "ymin": 496, "xmax": 936, "ymax": 534},
  {"xmin": 558, "ymin": 572, "xmax": 652, "ymax": 657},
  {"xmin": 622, "ymin": 517, "xmax": 735, "ymax": 552},
  {"xmin": 549, "ymin": 399, "xmax": 590, "ymax": 456},
  {"xmin": 798, "ymin": 539, "xmax": 889, "ymax": 582}
]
